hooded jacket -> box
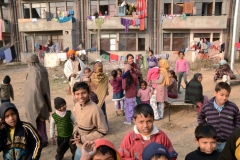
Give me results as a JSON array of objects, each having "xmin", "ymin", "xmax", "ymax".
[{"xmin": 0, "ymin": 102, "xmax": 42, "ymax": 160}]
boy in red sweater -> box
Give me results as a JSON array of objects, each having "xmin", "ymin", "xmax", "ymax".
[{"xmin": 119, "ymin": 104, "xmax": 178, "ymax": 160}]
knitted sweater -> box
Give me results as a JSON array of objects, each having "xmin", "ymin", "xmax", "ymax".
[
  {"xmin": 109, "ymin": 77, "xmax": 123, "ymax": 93},
  {"xmin": 185, "ymin": 148, "xmax": 220, "ymax": 160},
  {"xmin": 197, "ymin": 97, "xmax": 240, "ymax": 141},
  {"xmin": 73, "ymin": 100, "xmax": 108, "ymax": 147},
  {"xmin": 175, "ymin": 59, "xmax": 189, "ymax": 74}
]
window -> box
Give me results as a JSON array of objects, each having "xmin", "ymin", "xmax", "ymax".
[
  {"xmin": 4, "ymin": 36, "xmax": 11, "ymax": 46},
  {"xmin": 2, "ymin": 5, "xmax": 10, "ymax": 20},
  {"xmin": 194, "ymin": 33, "xmax": 211, "ymax": 42},
  {"xmin": 50, "ymin": 2, "xmax": 65, "ymax": 18},
  {"xmin": 138, "ymin": 33, "xmax": 145, "ymax": 51},
  {"xmin": 90, "ymin": 1, "xmax": 97, "ymax": 16},
  {"xmin": 202, "ymin": 2, "xmax": 213, "ymax": 16},
  {"xmin": 100, "ymin": 34, "xmax": 116, "ymax": 51},
  {"xmin": 164, "ymin": 3, "xmax": 171, "ymax": 14},
  {"xmin": 99, "ymin": 5, "xmax": 108, "ymax": 16},
  {"xmin": 173, "ymin": 3, "xmax": 183, "ymax": 14},
  {"xmin": 67, "ymin": 1, "xmax": 73, "ymax": 10},
  {"xmin": 119, "ymin": 33, "xmax": 136, "ymax": 51},
  {"xmin": 163, "ymin": 33, "xmax": 170, "ymax": 51},
  {"xmin": 213, "ymin": 33, "xmax": 220, "ymax": 41},
  {"xmin": 215, "ymin": 2, "xmax": 222, "ymax": 15},
  {"xmin": 35, "ymin": 36, "xmax": 48, "ymax": 47},
  {"xmin": 52, "ymin": 35, "xmax": 63, "ymax": 51},
  {"xmin": 91, "ymin": 34, "xmax": 97, "ymax": 48},
  {"xmin": 172, "ymin": 33, "xmax": 189, "ymax": 51},
  {"xmin": 26, "ymin": 36, "xmax": 33, "ymax": 52},
  {"xmin": 32, "ymin": 3, "xmax": 46, "ymax": 18}
]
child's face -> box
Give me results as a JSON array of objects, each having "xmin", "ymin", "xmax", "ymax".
[
  {"xmin": 93, "ymin": 152, "xmax": 114, "ymax": 160},
  {"xmin": 151, "ymin": 155, "xmax": 168, "ymax": 160},
  {"xmin": 198, "ymin": 75, "xmax": 203, "ymax": 82},
  {"xmin": 140, "ymin": 83, "xmax": 147, "ymax": 90},
  {"xmin": 148, "ymin": 51, "xmax": 153, "ymax": 57},
  {"xmin": 58, "ymin": 105, "xmax": 67, "ymax": 112},
  {"xmin": 214, "ymin": 89, "xmax": 230, "ymax": 106},
  {"xmin": 84, "ymin": 70, "xmax": 90, "ymax": 75},
  {"xmin": 195, "ymin": 138, "xmax": 216, "ymax": 154},
  {"xmin": 74, "ymin": 88, "xmax": 90, "ymax": 105},
  {"xmin": 168, "ymin": 73, "xmax": 172, "ymax": 78},
  {"xmin": 133, "ymin": 114, "xmax": 154, "ymax": 136},
  {"xmin": 179, "ymin": 53, "xmax": 184, "ymax": 59},
  {"xmin": 4, "ymin": 109, "xmax": 17, "ymax": 128},
  {"xmin": 117, "ymin": 71, "xmax": 122, "ymax": 77}
]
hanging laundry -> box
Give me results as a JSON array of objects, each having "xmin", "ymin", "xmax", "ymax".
[
  {"xmin": 46, "ymin": 12, "xmax": 52, "ymax": 21},
  {"xmin": 213, "ymin": 45, "xmax": 218, "ymax": 51},
  {"xmin": 139, "ymin": 19, "xmax": 145, "ymax": 30},
  {"xmin": 102, "ymin": 53, "xmax": 110, "ymax": 61},
  {"xmin": 35, "ymin": 43, "xmax": 39, "ymax": 48},
  {"xmin": 110, "ymin": 54, "xmax": 118, "ymax": 61},
  {"xmin": 137, "ymin": 0, "xmax": 147, "ymax": 19},
  {"xmin": 32, "ymin": 18, "xmax": 37, "ymax": 22},
  {"xmin": 120, "ymin": 18, "xmax": 132, "ymax": 33},
  {"xmin": 10, "ymin": 45, "xmax": 16, "ymax": 60},
  {"xmin": 100, "ymin": 49, "xmax": 110, "ymax": 56},
  {"xmin": 69, "ymin": 10, "xmax": 74, "ymax": 15},
  {"xmin": 57, "ymin": 52, "xmax": 67, "ymax": 61},
  {"xmin": 182, "ymin": 14, "xmax": 187, "ymax": 21},
  {"xmin": 136, "ymin": 19, "xmax": 140, "ymax": 26},
  {"xmin": 143, "ymin": 52, "xmax": 148, "ymax": 69},
  {"xmin": 220, "ymin": 43, "xmax": 225, "ymax": 52},
  {"xmin": 236, "ymin": 42, "xmax": 240, "ymax": 51},
  {"xmin": 4, "ymin": 48, "xmax": 12, "ymax": 63},
  {"xmin": 132, "ymin": 20, "xmax": 136, "ymax": 26},
  {"xmin": 160, "ymin": 14, "xmax": 165, "ymax": 25},
  {"xmin": 0, "ymin": 51, "xmax": 5, "ymax": 60},
  {"xmin": 65, "ymin": 11, "xmax": 69, "ymax": 17},
  {"xmin": 61, "ymin": 12, "xmax": 65, "ymax": 17},
  {"xmin": 42, "ymin": 46, "xmax": 46, "ymax": 51},
  {"xmin": 166, "ymin": 14, "xmax": 173, "ymax": 20}
]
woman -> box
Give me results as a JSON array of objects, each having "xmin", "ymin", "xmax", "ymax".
[
  {"xmin": 90, "ymin": 61, "xmax": 109, "ymax": 124},
  {"xmin": 125, "ymin": 54, "xmax": 143, "ymax": 104},
  {"xmin": 151, "ymin": 59, "xmax": 170, "ymax": 120},
  {"xmin": 185, "ymin": 73, "xmax": 208, "ymax": 114}
]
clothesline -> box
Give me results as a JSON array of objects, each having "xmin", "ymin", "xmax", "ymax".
[{"xmin": 0, "ymin": 45, "xmax": 17, "ymax": 63}]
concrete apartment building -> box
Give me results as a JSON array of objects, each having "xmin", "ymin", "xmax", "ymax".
[{"xmin": 0, "ymin": 0, "xmax": 11, "ymax": 48}]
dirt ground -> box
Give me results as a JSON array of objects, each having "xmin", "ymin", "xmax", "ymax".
[{"xmin": 0, "ymin": 62, "xmax": 240, "ymax": 160}]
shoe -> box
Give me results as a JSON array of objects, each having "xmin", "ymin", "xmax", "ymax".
[{"xmin": 124, "ymin": 121, "xmax": 131, "ymax": 125}]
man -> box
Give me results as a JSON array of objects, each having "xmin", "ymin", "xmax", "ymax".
[
  {"xmin": 64, "ymin": 50, "xmax": 85, "ymax": 95},
  {"xmin": 24, "ymin": 54, "xmax": 52, "ymax": 147}
]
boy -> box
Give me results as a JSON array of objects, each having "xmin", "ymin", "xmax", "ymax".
[
  {"xmin": 0, "ymin": 102, "xmax": 42, "ymax": 160},
  {"xmin": 197, "ymin": 82, "xmax": 240, "ymax": 152},
  {"xmin": 82, "ymin": 67, "xmax": 91, "ymax": 83},
  {"xmin": 219, "ymin": 128, "xmax": 240, "ymax": 160},
  {"xmin": 50, "ymin": 97, "xmax": 76, "ymax": 160},
  {"xmin": 0, "ymin": 75, "xmax": 14, "ymax": 103},
  {"xmin": 185, "ymin": 124, "xmax": 220, "ymax": 160},
  {"xmin": 142, "ymin": 142, "xmax": 171, "ymax": 160},
  {"xmin": 119, "ymin": 104, "xmax": 178, "ymax": 160},
  {"xmin": 80, "ymin": 139, "xmax": 121, "ymax": 160},
  {"xmin": 71, "ymin": 82, "xmax": 108, "ymax": 160}
]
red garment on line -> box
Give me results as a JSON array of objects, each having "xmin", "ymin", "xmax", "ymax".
[
  {"xmin": 137, "ymin": 0, "xmax": 147, "ymax": 31},
  {"xmin": 132, "ymin": 20, "xmax": 136, "ymax": 26},
  {"xmin": 110, "ymin": 54, "xmax": 118, "ymax": 61},
  {"xmin": 236, "ymin": 43, "xmax": 240, "ymax": 50}
]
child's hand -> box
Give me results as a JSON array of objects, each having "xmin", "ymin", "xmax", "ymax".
[
  {"xmin": 52, "ymin": 138, "xmax": 56, "ymax": 145},
  {"xmin": 71, "ymin": 131, "xmax": 81, "ymax": 144},
  {"xmin": 0, "ymin": 118, "xmax": 5, "ymax": 130},
  {"xmin": 81, "ymin": 141, "xmax": 97, "ymax": 159}
]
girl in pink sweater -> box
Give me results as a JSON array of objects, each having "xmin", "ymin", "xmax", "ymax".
[
  {"xmin": 175, "ymin": 51, "xmax": 189, "ymax": 94},
  {"xmin": 146, "ymin": 66, "xmax": 160, "ymax": 88},
  {"xmin": 137, "ymin": 81, "xmax": 151, "ymax": 104}
]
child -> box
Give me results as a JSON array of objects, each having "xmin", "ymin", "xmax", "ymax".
[
  {"xmin": 167, "ymin": 70, "xmax": 178, "ymax": 99},
  {"xmin": 137, "ymin": 81, "xmax": 151, "ymax": 104},
  {"xmin": 219, "ymin": 128, "xmax": 240, "ymax": 160},
  {"xmin": 185, "ymin": 124, "xmax": 220, "ymax": 160},
  {"xmin": 147, "ymin": 49, "xmax": 158, "ymax": 68},
  {"xmin": 0, "ymin": 75, "xmax": 14, "ymax": 103},
  {"xmin": 146, "ymin": 65, "xmax": 160, "ymax": 89},
  {"xmin": 82, "ymin": 67, "xmax": 91, "ymax": 83},
  {"xmin": 80, "ymin": 139, "xmax": 121, "ymax": 160},
  {"xmin": 197, "ymin": 82, "xmax": 240, "ymax": 152},
  {"xmin": 0, "ymin": 102, "xmax": 42, "ymax": 159},
  {"xmin": 119, "ymin": 104, "xmax": 178, "ymax": 160},
  {"xmin": 50, "ymin": 97, "xmax": 76, "ymax": 160},
  {"xmin": 122, "ymin": 64, "xmax": 138, "ymax": 125},
  {"xmin": 175, "ymin": 51, "xmax": 189, "ymax": 94},
  {"xmin": 185, "ymin": 73, "xmax": 208, "ymax": 113},
  {"xmin": 72, "ymin": 82, "xmax": 108, "ymax": 160},
  {"xmin": 109, "ymin": 70, "xmax": 124, "ymax": 116},
  {"xmin": 142, "ymin": 142, "xmax": 171, "ymax": 160},
  {"xmin": 116, "ymin": 68, "xmax": 122, "ymax": 77}
]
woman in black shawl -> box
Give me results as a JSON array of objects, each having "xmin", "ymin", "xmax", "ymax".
[{"xmin": 185, "ymin": 73, "xmax": 208, "ymax": 113}]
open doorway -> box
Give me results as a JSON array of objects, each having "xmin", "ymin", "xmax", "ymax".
[{"xmin": 99, "ymin": 5, "xmax": 108, "ymax": 16}]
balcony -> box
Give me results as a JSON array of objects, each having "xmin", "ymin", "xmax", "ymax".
[
  {"xmin": 87, "ymin": 16, "xmax": 147, "ymax": 30},
  {"xmin": 162, "ymin": 15, "xmax": 228, "ymax": 29},
  {"xmin": 1, "ymin": 19, "xmax": 10, "ymax": 33},
  {"xmin": 18, "ymin": 18, "xmax": 75, "ymax": 32}
]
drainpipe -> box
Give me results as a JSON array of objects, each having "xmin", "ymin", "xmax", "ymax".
[
  {"xmin": 81, "ymin": 0, "xmax": 84, "ymax": 45},
  {"xmin": 12, "ymin": 0, "xmax": 20, "ymax": 61},
  {"xmin": 153, "ymin": 0, "xmax": 156, "ymax": 53},
  {"xmin": 230, "ymin": 0, "xmax": 239, "ymax": 70}
]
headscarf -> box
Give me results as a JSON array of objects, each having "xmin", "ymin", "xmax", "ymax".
[
  {"xmin": 185, "ymin": 73, "xmax": 203, "ymax": 104},
  {"xmin": 158, "ymin": 59, "xmax": 170, "ymax": 86},
  {"xmin": 90, "ymin": 62, "xmax": 109, "ymax": 107},
  {"xmin": 67, "ymin": 50, "xmax": 76, "ymax": 56}
]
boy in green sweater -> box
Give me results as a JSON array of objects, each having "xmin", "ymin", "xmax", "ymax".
[{"xmin": 50, "ymin": 97, "xmax": 76, "ymax": 160}]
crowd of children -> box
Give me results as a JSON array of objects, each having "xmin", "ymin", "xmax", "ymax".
[{"xmin": 0, "ymin": 49, "xmax": 240, "ymax": 160}]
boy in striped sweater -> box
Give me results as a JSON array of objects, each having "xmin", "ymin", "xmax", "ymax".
[
  {"xmin": 50, "ymin": 97, "xmax": 76, "ymax": 160},
  {"xmin": 198, "ymin": 82, "xmax": 240, "ymax": 152}
]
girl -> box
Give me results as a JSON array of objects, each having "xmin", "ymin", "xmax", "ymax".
[
  {"xmin": 146, "ymin": 65, "xmax": 160, "ymax": 89},
  {"xmin": 151, "ymin": 59, "xmax": 170, "ymax": 120},
  {"xmin": 122, "ymin": 63, "xmax": 138, "ymax": 125},
  {"xmin": 137, "ymin": 81, "xmax": 151, "ymax": 104},
  {"xmin": 185, "ymin": 73, "xmax": 208, "ymax": 114},
  {"xmin": 147, "ymin": 49, "xmax": 158, "ymax": 68},
  {"xmin": 168, "ymin": 70, "xmax": 178, "ymax": 99},
  {"xmin": 116, "ymin": 68, "xmax": 122, "ymax": 77},
  {"xmin": 109, "ymin": 69, "xmax": 124, "ymax": 116},
  {"xmin": 175, "ymin": 51, "xmax": 189, "ymax": 94}
]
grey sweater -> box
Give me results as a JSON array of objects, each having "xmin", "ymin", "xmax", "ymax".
[{"xmin": 0, "ymin": 83, "xmax": 14, "ymax": 100}]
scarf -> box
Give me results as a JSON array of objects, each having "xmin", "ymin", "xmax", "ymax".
[
  {"xmin": 55, "ymin": 110, "xmax": 67, "ymax": 117},
  {"xmin": 90, "ymin": 62, "xmax": 109, "ymax": 107},
  {"xmin": 158, "ymin": 59, "xmax": 170, "ymax": 87}
]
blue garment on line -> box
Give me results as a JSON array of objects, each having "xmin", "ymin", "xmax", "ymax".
[
  {"xmin": 35, "ymin": 43, "xmax": 39, "ymax": 48},
  {"xmin": 0, "ymin": 51, "xmax": 5, "ymax": 60},
  {"xmin": 4, "ymin": 48, "xmax": 12, "ymax": 63}
]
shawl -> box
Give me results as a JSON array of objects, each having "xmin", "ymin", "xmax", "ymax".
[
  {"xmin": 158, "ymin": 59, "xmax": 170, "ymax": 87},
  {"xmin": 130, "ymin": 62, "xmax": 142, "ymax": 79},
  {"xmin": 64, "ymin": 57, "xmax": 85, "ymax": 80},
  {"xmin": 24, "ymin": 54, "xmax": 52, "ymax": 128},
  {"xmin": 90, "ymin": 62, "xmax": 109, "ymax": 107},
  {"xmin": 185, "ymin": 73, "xmax": 204, "ymax": 104}
]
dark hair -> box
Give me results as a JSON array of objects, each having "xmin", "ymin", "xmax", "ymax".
[
  {"xmin": 111, "ymin": 70, "xmax": 118, "ymax": 81},
  {"xmin": 195, "ymin": 124, "xmax": 217, "ymax": 140},
  {"xmin": 84, "ymin": 67, "xmax": 91, "ymax": 73},
  {"xmin": 133, "ymin": 104, "xmax": 154, "ymax": 119},
  {"xmin": 126, "ymin": 54, "xmax": 134, "ymax": 61},
  {"xmin": 169, "ymin": 70, "xmax": 177, "ymax": 81},
  {"xmin": 149, "ymin": 50, "xmax": 153, "ymax": 55},
  {"xmin": 96, "ymin": 145, "xmax": 117, "ymax": 160},
  {"xmin": 126, "ymin": 72, "xmax": 133, "ymax": 90},
  {"xmin": 150, "ymin": 154, "xmax": 168, "ymax": 160},
  {"xmin": 116, "ymin": 68, "xmax": 122, "ymax": 74},
  {"xmin": 178, "ymin": 50, "xmax": 185, "ymax": 56},
  {"xmin": 73, "ymin": 82, "xmax": 90, "ymax": 93},
  {"xmin": 215, "ymin": 82, "xmax": 231, "ymax": 93},
  {"xmin": 140, "ymin": 80, "xmax": 147, "ymax": 87}
]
